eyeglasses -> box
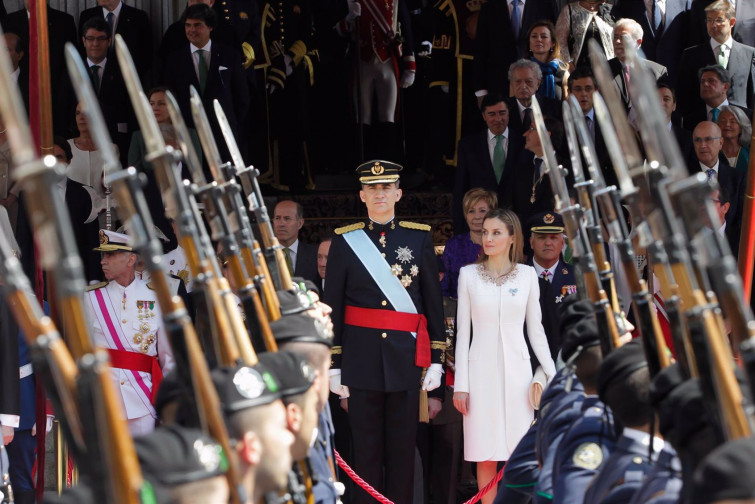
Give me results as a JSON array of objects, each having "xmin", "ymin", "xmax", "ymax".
[
  {"xmin": 692, "ymin": 136, "xmax": 722, "ymax": 144},
  {"xmin": 84, "ymin": 35, "xmax": 109, "ymax": 43},
  {"xmin": 705, "ymin": 17, "xmax": 728, "ymax": 25}
]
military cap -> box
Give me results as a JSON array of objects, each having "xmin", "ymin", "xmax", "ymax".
[
  {"xmin": 292, "ymin": 277, "xmax": 321, "ymax": 296},
  {"xmin": 257, "ymin": 351, "xmax": 315, "ymax": 398},
  {"xmin": 558, "ymin": 297, "xmax": 593, "ymax": 334},
  {"xmin": 691, "ymin": 436, "xmax": 755, "ymax": 504},
  {"xmin": 658, "ymin": 378, "xmax": 709, "ymax": 449},
  {"xmin": 597, "ymin": 339, "xmax": 648, "ymax": 400},
  {"xmin": 528, "ymin": 211, "xmax": 565, "ymax": 235},
  {"xmin": 271, "ymin": 313, "xmax": 333, "ymax": 347},
  {"xmin": 648, "ymin": 363, "xmax": 684, "ymax": 408},
  {"xmin": 93, "ymin": 229, "xmax": 133, "ymax": 252},
  {"xmin": 356, "ymin": 159, "xmax": 402, "ymax": 185},
  {"xmin": 212, "ymin": 362, "xmax": 282, "ymax": 414},
  {"xmin": 135, "ymin": 425, "xmax": 228, "ymax": 491},
  {"xmin": 278, "ymin": 288, "xmax": 314, "ymax": 316},
  {"xmin": 561, "ymin": 315, "xmax": 601, "ymax": 362}
]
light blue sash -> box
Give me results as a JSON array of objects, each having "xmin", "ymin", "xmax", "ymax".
[{"xmin": 342, "ymin": 229, "xmax": 418, "ymax": 337}]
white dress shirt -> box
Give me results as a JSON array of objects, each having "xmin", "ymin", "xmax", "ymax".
[{"xmin": 190, "ymin": 40, "xmax": 212, "ymax": 80}]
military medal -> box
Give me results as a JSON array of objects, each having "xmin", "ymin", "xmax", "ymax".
[
  {"xmin": 401, "ymin": 274, "xmax": 413, "ymax": 287},
  {"xmin": 134, "ymin": 333, "xmax": 144, "ymax": 344},
  {"xmin": 122, "ymin": 292, "xmax": 127, "ymax": 310},
  {"xmin": 396, "ymin": 246, "xmax": 413, "ymax": 264},
  {"xmin": 410, "ymin": 265, "xmax": 419, "ymax": 277},
  {"xmin": 379, "ymin": 232, "xmax": 386, "ymax": 248},
  {"xmin": 137, "ymin": 300, "xmax": 144, "ymax": 320},
  {"xmin": 391, "ymin": 264, "xmax": 403, "ymax": 276}
]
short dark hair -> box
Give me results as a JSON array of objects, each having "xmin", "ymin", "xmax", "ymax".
[
  {"xmin": 604, "ymin": 366, "xmax": 653, "ymax": 427},
  {"xmin": 82, "ymin": 17, "xmax": 111, "ymax": 38},
  {"xmin": 53, "ymin": 135, "xmax": 73, "ymax": 163},
  {"xmin": 575, "ymin": 346, "xmax": 603, "ymax": 392},
  {"xmin": 275, "ymin": 199, "xmax": 304, "ymax": 220},
  {"xmin": 656, "ymin": 80, "xmax": 677, "ymax": 102},
  {"xmin": 698, "ymin": 64, "xmax": 731, "ymax": 86},
  {"xmin": 717, "ymin": 182, "xmax": 731, "ymax": 205},
  {"xmin": 480, "ymin": 93, "xmax": 507, "ymax": 113},
  {"xmin": 184, "ymin": 3, "xmax": 217, "ymax": 28},
  {"xmin": 567, "ymin": 67, "xmax": 597, "ymax": 91}
]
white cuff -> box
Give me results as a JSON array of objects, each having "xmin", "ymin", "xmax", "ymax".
[
  {"xmin": 0, "ymin": 414, "xmax": 20, "ymax": 428},
  {"xmin": 475, "ymin": 89, "xmax": 488, "ymax": 98}
]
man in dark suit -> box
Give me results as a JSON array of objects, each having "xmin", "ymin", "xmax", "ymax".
[
  {"xmin": 566, "ymin": 67, "xmax": 612, "ymax": 186},
  {"xmin": 507, "ymin": 116, "xmax": 569, "ymax": 236},
  {"xmin": 712, "ymin": 185, "xmax": 739, "ymax": 257},
  {"xmin": 507, "ymin": 59, "xmax": 562, "ymax": 136},
  {"xmin": 2, "ymin": 1, "xmax": 77, "ymax": 137},
  {"xmin": 273, "ymin": 200, "xmax": 319, "ymax": 286},
  {"xmin": 78, "ymin": 0, "xmax": 152, "ymax": 82},
  {"xmin": 676, "ymin": 0, "xmax": 755, "ymax": 117},
  {"xmin": 611, "ymin": 0, "xmax": 692, "ymax": 82},
  {"xmin": 473, "ymin": 0, "xmax": 559, "ymax": 103},
  {"xmin": 453, "ymin": 93, "xmax": 523, "ymax": 233},
  {"xmin": 163, "ymin": 3, "xmax": 250, "ymax": 167},
  {"xmin": 658, "ymin": 81, "xmax": 695, "ymax": 166},
  {"xmin": 79, "ymin": 17, "xmax": 133, "ymax": 167},
  {"xmin": 608, "ymin": 18, "xmax": 668, "ymax": 112},
  {"xmin": 690, "ymin": 121, "xmax": 745, "ymax": 233},
  {"xmin": 682, "ymin": 65, "xmax": 753, "ymax": 132}
]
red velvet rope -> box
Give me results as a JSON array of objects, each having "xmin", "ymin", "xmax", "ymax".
[{"xmin": 333, "ymin": 450, "xmax": 504, "ymax": 504}]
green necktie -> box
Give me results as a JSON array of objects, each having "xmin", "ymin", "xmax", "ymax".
[
  {"xmin": 90, "ymin": 64, "xmax": 100, "ymax": 93},
  {"xmin": 712, "ymin": 107, "xmax": 720, "ymax": 121},
  {"xmin": 718, "ymin": 44, "xmax": 729, "ymax": 68},
  {"xmin": 493, "ymin": 134, "xmax": 505, "ymax": 183},
  {"xmin": 196, "ymin": 49, "xmax": 208, "ymax": 93},
  {"xmin": 284, "ymin": 247, "xmax": 294, "ymax": 274}
]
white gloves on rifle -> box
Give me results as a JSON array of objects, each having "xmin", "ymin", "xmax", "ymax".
[
  {"xmin": 400, "ymin": 70, "xmax": 416, "ymax": 88},
  {"xmin": 421, "ymin": 363, "xmax": 443, "ymax": 391},
  {"xmin": 346, "ymin": 0, "xmax": 361, "ymax": 22}
]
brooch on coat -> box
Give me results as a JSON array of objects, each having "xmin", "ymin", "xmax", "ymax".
[{"xmin": 508, "ymin": 288, "xmax": 518, "ymax": 296}]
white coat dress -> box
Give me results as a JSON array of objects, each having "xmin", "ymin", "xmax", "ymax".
[{"xmin": 454, "ymin": 263, "xmax": 556, "ymax": 462}]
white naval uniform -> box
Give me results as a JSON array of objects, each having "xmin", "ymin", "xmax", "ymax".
[
  {"xmin": 162, "ymin": 245, "xmax": 193, "ymax": 292},
  {"xmin": 84, "ymin": 277, "xmax": 174, "ymax": 435}
]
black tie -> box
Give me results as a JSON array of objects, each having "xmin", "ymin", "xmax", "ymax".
[{"xmin": 522, "ymin": 108, "xmax": 532, "ymax": 131}]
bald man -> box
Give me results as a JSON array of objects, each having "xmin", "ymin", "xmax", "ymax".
[{"xmin": 691, "ymin": 120, "xmax": 744, "ymax": 235}]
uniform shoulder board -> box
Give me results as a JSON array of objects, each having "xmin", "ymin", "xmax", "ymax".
[
  {"xmin": 85, "ymin": 281, "xmax": 108, "ymax": 292},
  {"xmin": 334, "ymin": 222, "xmax": 365, "ymax": 235},
  {"xmin": 399, "ymin": 221, "xmax": 431, "ymax": 232}
]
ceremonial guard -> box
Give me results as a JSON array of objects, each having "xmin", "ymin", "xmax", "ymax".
[
  {"xmin": 336, "ymin": 0, "xmax": 416, "ymax": 161},
  {"xmin": 324, "ymin": 160, "xmax": 445, "ymax": 504},
  {"xmin": 83, "ymin": 230, "xmax": 174, "ymax": 436},
  {"xmin": 526, "ymin": 212, "xmax": 576, "ymax": 304},
  {"xmin": 259, "ymin": 0, "xmax": 316, "ymax": 191},
  {"xmin": 424, "ymin": 0, "xmax": 487, "ymax": 169}
]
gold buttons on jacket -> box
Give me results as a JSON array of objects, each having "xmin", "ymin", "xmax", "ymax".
[
  {"xmin": 381, "ymin": 300, "xmax": 387, "ymax": 306},
  {"xmin": 381, "ymin": 332, "xmax": 387, "ymax": 339}
]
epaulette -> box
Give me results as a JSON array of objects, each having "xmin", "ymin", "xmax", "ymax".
[
  {"xmin": 85, "ymin": 281, "xmax": 108, "ymax": 292},
  {"xmin": 334, "ymin": 222, "xmax": 365, "ymax": 235},
  {"xmin": 331, "ymin": 346, "xmax": 342, "ymax": 355},
  {"xmin": 399, "ymin": 221, "xmax": 431, "ymax": 232}
]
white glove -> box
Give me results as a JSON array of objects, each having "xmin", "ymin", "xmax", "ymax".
[
  {"xmin": 421, "ymin": 363, "xmax": 443, "ymax": 391},
  {"xmin": 46, "ymin": 415, "xmax": 54, "ymax": 433},
  {"xmin": 400, "ymin": 70, "xmax": 416, "ymax": 88},
  {"xmin": 440, "ymin": 84, "xmax": 449, "ymax": 94},
  {"xmin": 346, "ymin": 0, "xmax": 361, "ymax": 21},
  {"xmin": 329, "ymin": 370, "xmax": 350, "ymax": 398},
  {"xmin": 418, "ymin": 40, "xmax": 432, "ymax": 56}
]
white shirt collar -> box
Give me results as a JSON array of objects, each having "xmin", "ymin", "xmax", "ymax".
[
  {"xmin": 102, "ymin": 1, "xmax": 123, "ymax": 19},
  {"xmin": 718, "ymin": 221, "xmax": 727, "ymax": 236},
  {"xmin": 706, "ymin": 98, "xmax": 729, "ymax": 115},
  {"xmin": 667, "ymin": 120, "xmax": 673, "ymax": 130},
  {"xmin": 488, "ymin": 127, "xmax": 509, "ymax": 141},
  {"xmin": 711, "ymin": 35, "xmax": 733, "ymax": 53},
  {"xmin": 87, "ymin": 56, "xmax": 107, "ymax": 69},
  {"xmin": 288, "ymin": 239, "xmax": 300, "ymax": 255},
  {"xmin": 700, "ymin": 158, "xmax": 720, "ymax": 174},
  {"xmin": 532, "ymin": 259, "xmax": 558, "ymax": 279},
  {"xmin": 584, "ymin": 108, "xmax": 595, "ymax": 121},
  {"xmin": 622, "ymin": 427, "xmax": 665, "ymax": 456},
  {"xmin": 191, "ymin": 40, "xmax": 212, "ymax": 53}
]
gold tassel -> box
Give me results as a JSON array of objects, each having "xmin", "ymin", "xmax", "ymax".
[{"xmin": 419, "ymin": 369, "xmax": 430, "ymax": 423}]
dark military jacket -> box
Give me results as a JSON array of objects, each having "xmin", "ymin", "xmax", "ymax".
[{"xmin": 324, "ymin": 218, "xmax": 444, "ymax": 392}]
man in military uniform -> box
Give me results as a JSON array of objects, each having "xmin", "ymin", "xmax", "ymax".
[
  {"xmin": 527, "ymin": 212, "xmax": 577, "ymax": 305},
  {"xmin": 212, "ymin": 360, "xmax": 295, "ymax": 503},
  {"xmin": 135, "ymin": 425, "xmax": 231, "ymax": 504},
  {"xmin": 324, "ymin": 160, "xmax": 445, "ymax": 504},
  {"xmin": 584, "ymin": 340, "xmax": 662, "ymax": 503},
  {"xmin": 83, "ymin": 230, "xmax": 175, "ymax": 436}
]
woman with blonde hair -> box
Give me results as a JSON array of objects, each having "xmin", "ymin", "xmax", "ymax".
[
  {"xmin": 441, "ymin": 188, "xmax": 498, "ymax": 298},
  {"xmin": 453, "ymin": 208, "xmax": 555, "ymax": 504}
]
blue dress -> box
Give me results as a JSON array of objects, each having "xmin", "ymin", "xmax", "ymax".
[{"xmin": 440, "ymin": 233, "xmax": 481, "ymax": 298}]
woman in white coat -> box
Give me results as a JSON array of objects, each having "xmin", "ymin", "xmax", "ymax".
[{"xmin": 452, "ymin": 208, "xmax": 556, "ymax": 504}]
